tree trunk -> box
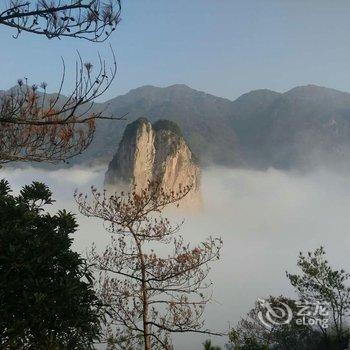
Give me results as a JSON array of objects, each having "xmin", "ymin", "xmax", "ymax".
[
  {"xmin": 133, "ymin": 232, "xmax": 151, "ymax": 350},
  {"xmin": 143, "ymin": 302, "xmax": 151, "ymax": 350},
  {"xmin": 141, "ymin": 256, "xmax": 151, "ymax": 350}
]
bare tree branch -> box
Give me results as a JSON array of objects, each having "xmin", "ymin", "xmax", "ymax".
[
  {"xmin": 76, "ymin": 182, "xmax": 223, "ymax": 350},
  {"xmin": 0, "ymin": 48, "xmax": 123, "ymax": 164},
  {"xmin": 0, "ymin": 1, "xmax": 121, "ymax": 42}
]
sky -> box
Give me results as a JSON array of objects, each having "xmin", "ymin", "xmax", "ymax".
[{"xmin": 1, "ymin": 0, "xmax": 350, "ymax": 101}]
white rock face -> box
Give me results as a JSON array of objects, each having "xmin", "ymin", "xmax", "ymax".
[{"xmin": 105, "ymin": 118, "xmax": 201, "ymax": 204}]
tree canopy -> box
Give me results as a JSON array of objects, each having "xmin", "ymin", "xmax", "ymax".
[{"xmin": 0, "ymin": 180, "xmax": 102, "ymax": 349}]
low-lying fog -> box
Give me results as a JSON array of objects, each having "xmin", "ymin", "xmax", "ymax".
[{"xmin": 2, "ymin": 165, "xmax": 350, "ymax": 349}]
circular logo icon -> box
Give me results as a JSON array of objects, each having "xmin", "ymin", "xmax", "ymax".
[{"xmin": 257, "ymin": 298, "xmax": 293, "ymax": 329}]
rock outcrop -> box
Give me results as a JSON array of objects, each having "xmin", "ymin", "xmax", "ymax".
[{"xmin": 105, "ymin": 118, "xmax": 201, "ymax": 203}]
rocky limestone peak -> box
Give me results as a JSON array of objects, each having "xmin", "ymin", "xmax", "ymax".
[{"xmin": 105, "ymin": 118, "xmax": 201, "ymax": 203}]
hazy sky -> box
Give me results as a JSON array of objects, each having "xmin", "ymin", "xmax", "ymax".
[{"xmin": 1, "ymin": 0, "xmax": 350, "ymax": 100}]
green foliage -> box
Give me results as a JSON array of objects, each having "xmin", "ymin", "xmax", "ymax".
[
  {"xmin": 122, "ymin": 118, "xmax": 184, "ymax": 142},
  {"xmin": 203, "ymin": 339, "xmax": 222, "ymax": 350},
  {"xmin": 231, "ymin": 248, "xmax": 350, "ymax": 350},
  {"xmin": 228, "ymin": 296, "xmax": 320, "ymax": 350},
  {"xmin": 287, "ymin": 247, "xmax": 350, "ymax": 309},
  {"xmin": 153, "ymin": 119, "xmax": 183, "ymax": 138},
  {"xmin": 287, "ymin": 246, "xmax": 350, "ymax": 347},
  {"xmin": 232, "ymin": 337, "xmax": 267, "ymax": 350},
  {"xmin": 123, "ymin": 117, "xmax": 149, "ymax": 140},
  {"xmin": 0, "ymin": 180, "xmax": 102, "ymax": 349},
  {"xmin": 0, "ymin": 179, "xmax": 11, "ymax": 196},
  {"xmin": 153, "ymin": 119, "xmax": 200, "ymax": 164},
  {"xmin": 20, "ymin": 181, "xmax": 54, "ymax": 209}
]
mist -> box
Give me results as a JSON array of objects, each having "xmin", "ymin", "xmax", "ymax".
[{"xmin": 2, "ymin": 165, "xmax": 350, "ymax": 349}]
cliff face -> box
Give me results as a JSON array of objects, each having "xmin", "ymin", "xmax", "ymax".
[{"xmin": 105, "ymin": 118, "xmax": 201, "ymax": 201}]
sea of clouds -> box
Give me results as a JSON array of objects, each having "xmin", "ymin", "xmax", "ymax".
[{"xmin": 2, "ymin": 165, "xmax": 350, "ymax": 349}]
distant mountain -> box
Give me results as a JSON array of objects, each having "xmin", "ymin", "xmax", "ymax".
[
  {"xmin": 231, "ymin": 89, "xmax": 281, "ymax": 118},
  {"xmin": 230, "ymin": 85, "xmax": 350, "ymax": 169},
  {"xmin": 6, "ymin": 83, "xmax": 350, "ymax": 170},
  {"xmin": 76, "ymin": 84, "xmax": 238, "ymax": 167}
]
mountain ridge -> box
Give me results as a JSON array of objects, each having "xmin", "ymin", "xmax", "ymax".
[
  {"xmin": 5, "ymin": 82, "xmax": 350, "ymax": 105},
  {"xmin": 5, "ymin": 83, "xmax": 350, "ymax": 170}
]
